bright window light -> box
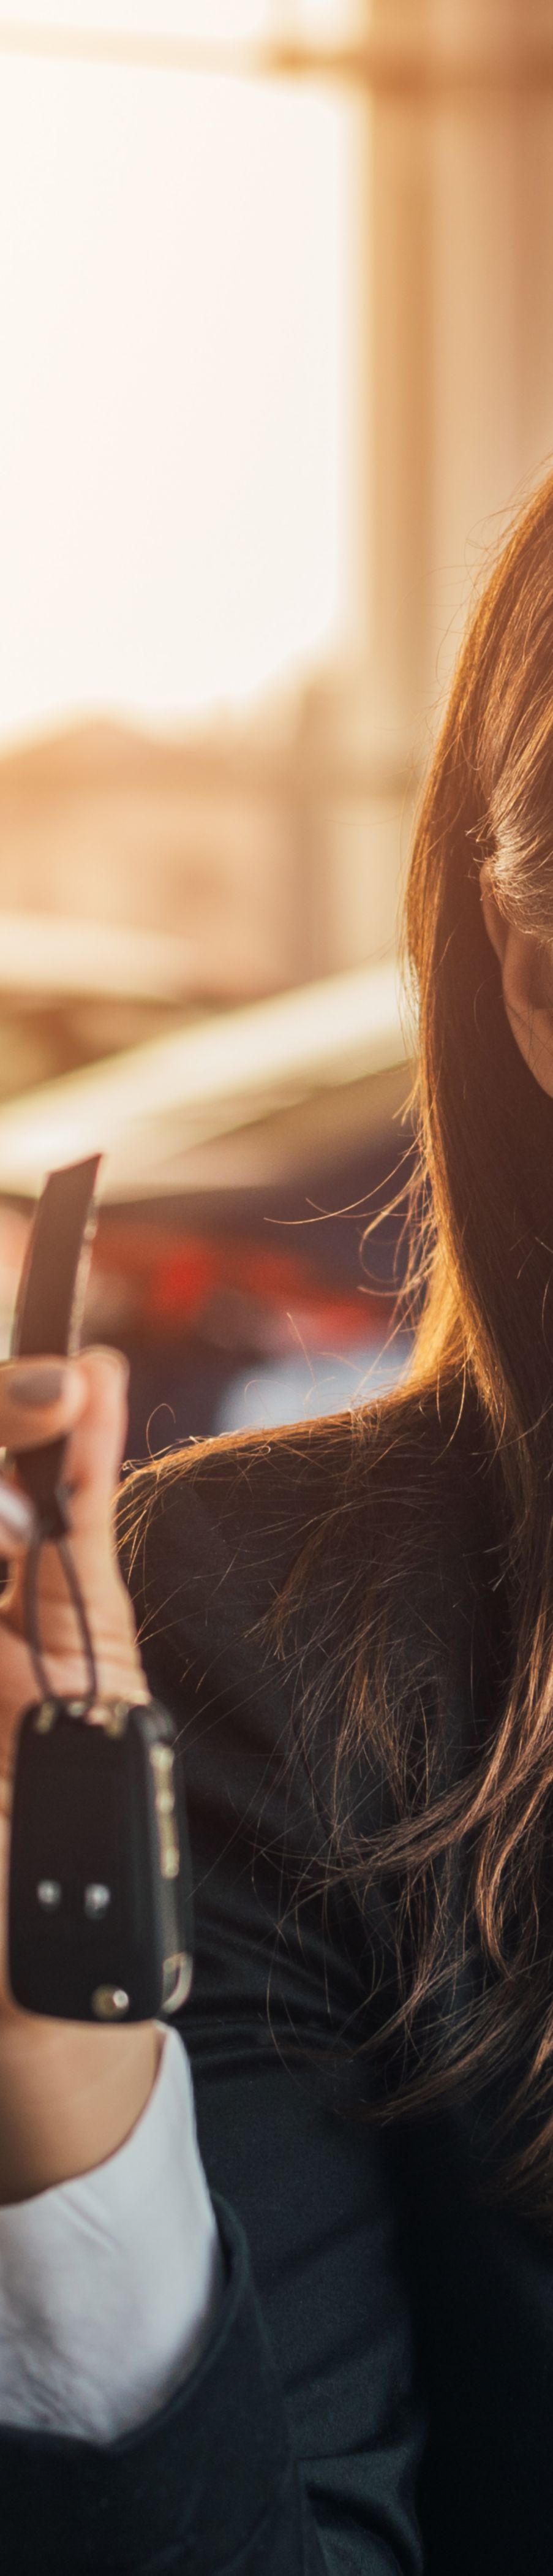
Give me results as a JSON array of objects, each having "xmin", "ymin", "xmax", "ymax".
[
  {"xmin": 0, "ymin": 5, "xmax": 361, "ymax": 37},
  {"xmin": 293, "ymin": 1, "xmax": 364, "ymax": 35},
  {"xmin": 0, "ymin": 7, "xmax": 271, "ymax": 38},
  {"xmin": 0, "ymin": 37, "xmax": 362, "ymax": 746}
]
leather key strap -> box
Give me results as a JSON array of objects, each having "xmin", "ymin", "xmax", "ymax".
[{"xmin": 10, "ymin": 1156, "xmax": 102, "ymax": 1539}]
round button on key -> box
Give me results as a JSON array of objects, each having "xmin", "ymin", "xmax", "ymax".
[{"xmin": 91, "ymin": 1986, "xmax": 130, "ymax": 2019}]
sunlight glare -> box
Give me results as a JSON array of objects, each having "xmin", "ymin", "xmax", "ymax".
[
  {"xmin": 0, "ymin": 5, "xmax": 271, "ymax": 37},
  {"xmin": 0, "ymin": 52, "xmax": 356, "ymax": 744}
]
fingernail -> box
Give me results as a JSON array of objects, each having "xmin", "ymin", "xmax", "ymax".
[
  {"xmin": 0, "ymin": 1480, "xmax": 36, "ymax": 1539},
  {"xmin": 8, "ymin": 1363, "xmax": 73, "ymax": 1406}
]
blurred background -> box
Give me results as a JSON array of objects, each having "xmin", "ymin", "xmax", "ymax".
[{"xmin": 0, "ymin": 0, "xmax": 551, "ymax": 1458}]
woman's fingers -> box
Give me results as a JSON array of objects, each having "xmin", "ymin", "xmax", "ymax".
[
  {"xmin": 0, "ymin": 1344, "xmax": 130, "ymax": 1583},
  {"xmin": 0, "ymin": 1360, "xmax": 86, "ymax": 1558},
  {"xmin": 0, "ymin": 1349, "xmax": 128, "ymax": 1538},
  {"xmin": 0, "ymin": 1347, "xmax": 142, "ymax": 1705},
  {"xmin": 0, "ymin": 1481, "xmax": 36, "ymax": 1554},
  {"xmin": 0, "ymin": 1358, "xmax": 85, "ymax": 1461},
  {"xmin": 58, "ymin": 1347, "xmax": 130, "ymax": 1536}
]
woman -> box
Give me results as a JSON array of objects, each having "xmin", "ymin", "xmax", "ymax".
[{"xmin": 0, "ymin": 469, "xmax": 552, "ymax": 2574}]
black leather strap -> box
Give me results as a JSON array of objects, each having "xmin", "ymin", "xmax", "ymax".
[{"xmin": 10, "ymin": 1156, "xmax": 102, "ymax": 1539}]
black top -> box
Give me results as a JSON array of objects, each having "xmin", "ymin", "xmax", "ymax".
[{"xmin": 1, "ymin": 1406, "xmax": 552, "ymax": 2576}]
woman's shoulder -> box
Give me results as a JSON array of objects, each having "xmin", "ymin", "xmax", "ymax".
[
  {"xmin": 117, "ymin": 1374, "xmax": 498, "ymax": 1662},
  {"xmin": 118, "ymin": 1404, "xmax": 371, "ymax": 1641}
]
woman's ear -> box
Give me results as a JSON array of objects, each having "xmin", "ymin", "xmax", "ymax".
[{"xmin": 479, "ymin": 861, "xmax": 553, "ymax": 1099}]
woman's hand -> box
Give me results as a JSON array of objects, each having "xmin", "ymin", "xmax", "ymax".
[
  {"xmin": 0, "ymin": 1347, "xmax": 160, "ymax": 2203},
  {"xmin": 0, "ymin": 1344, "xmax": 147, "ymax": 1999}
]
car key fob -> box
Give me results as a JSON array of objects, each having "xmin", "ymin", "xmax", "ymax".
[
  {"xmin": 9, "ymin": 1692, "xmax": 194, "ymax": 2022},
  {"xmin": 6, "ymin": 1158, "xmax": 194, "ymax": 2022}
]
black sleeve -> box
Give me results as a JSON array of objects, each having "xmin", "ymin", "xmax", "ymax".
[
  {"xmin": 0, "ymin": 1428, "xmax": 428, "ymax": 2575},
  {"xmin": 0, "ymin": 2176, "xmax": 424, "ymax": 2576}
]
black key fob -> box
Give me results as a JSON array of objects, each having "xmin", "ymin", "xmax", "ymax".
[
  {"xmin": 8, "ymin": 1696, "xmax": 194, "ymax": 2023},
  {"xmin": 6, "ymin": 1157, "xmax": 194, "ymax": 2023}
]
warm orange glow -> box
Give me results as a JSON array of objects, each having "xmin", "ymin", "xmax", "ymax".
[{"xmin": 0, "ymin": 955, "xmax": 406, "ymax": 1195}]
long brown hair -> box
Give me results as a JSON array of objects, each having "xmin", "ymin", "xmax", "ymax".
[{"xmin": 122, "ymin": 467, "xmax": 553, "ymax": 2224}]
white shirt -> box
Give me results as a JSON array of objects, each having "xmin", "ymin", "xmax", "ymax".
[{"xmin": 0, "ymin": 2025, "xmax": 224, "ymax": 2444}]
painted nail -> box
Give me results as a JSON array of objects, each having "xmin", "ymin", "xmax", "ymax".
[
  {"xmin": 7, "ymin": 1363, "xmax": 70, "ymax": 1406},
  {"xmin": 0, "ymin": 1480, "xmax": 36, "ymax": 1540}
]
